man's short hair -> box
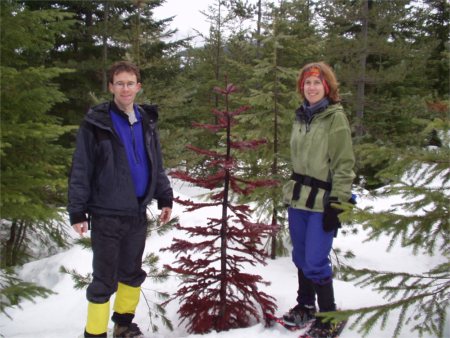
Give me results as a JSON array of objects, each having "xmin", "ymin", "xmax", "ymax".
[{"xmin": 108, "ymin": 61, "xmax": 141, "ymax": 84}]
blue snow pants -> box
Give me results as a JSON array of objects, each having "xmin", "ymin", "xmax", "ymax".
[{"xmin": 288, "ymin": 207, "xmax": 334, "ymax": 284}]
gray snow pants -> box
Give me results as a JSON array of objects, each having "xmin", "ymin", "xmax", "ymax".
[{"xmin": 86, "ymin": 212, "xmax": 148, "ymax": 304}]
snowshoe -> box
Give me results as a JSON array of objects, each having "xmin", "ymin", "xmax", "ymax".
[
  {"xmin": 265, "ymin": 312, "xmax": 314, "ymax": 331},
  {"xmin": 299, "ymin": 317, "xmax": 347, "ymax": 338}
]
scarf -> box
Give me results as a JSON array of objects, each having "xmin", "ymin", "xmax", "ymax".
[{"xmin": 295, "ymin": 97, "xmax": 330, "ymax": 123}]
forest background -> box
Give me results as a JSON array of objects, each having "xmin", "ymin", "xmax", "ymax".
[{"xmin": 1, "ymin": 0, "xmax": 449, "ymax": 337}]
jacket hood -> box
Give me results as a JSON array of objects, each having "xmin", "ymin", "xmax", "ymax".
[
  {"xmin": 85, "ymin": 101, "xmax": 159, "ymax": 129},
  {"xmin": 140, "ymin": 103, "xmax": 159, "ymax": 121}
]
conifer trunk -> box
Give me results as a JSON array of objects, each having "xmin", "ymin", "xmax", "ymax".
[
  {"xmin": 3, "ymin": 220, "xmax": 27, "ymax": 267},
  {"xmin": 218, "ymin": 168, "xmax": 229, "ymax": 328},
  {"xmin": 102, "ymin": 1, "xmax": 109, "ymax": 92},
  {"xmin": 214, "ymin": 0, "xmax": 223, "ymax": 114},
  {"xmin": 218, "ymin": 83, "xmax": 232, "ymax": 328},
  {"xmin": 270, "ymin": 12, "xmax": 281, "ymax": 259},
  {"xmin": 270, "ymin": 211, "xmax": 277, "ymax": 259},
  {"xmin": 355, "ymin": 0, "xmax": 369, "ymax": 137},
  {"xmin": 256, "ymin": 0, "xmax": 262, "ymax": 59}
]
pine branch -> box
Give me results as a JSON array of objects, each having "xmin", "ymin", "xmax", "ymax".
[
  {"xmin": 147, "ymin": 215, "xmax": 178, "ymax": 236},
  {"xmin": 59, "ymin": 266, "xmax": 92, "ymax": 289},
  {"xmin": 333, "ymin": 259, "xmax": 450, "ymax": 337},
  {"xmin": 0, "ymin": 268, "xmax": 55, "ymax": 319},
  {"xmin": 338, "ymin": 118, "xmax": 449, "ymax": 337},
  {"xmin": 74, "ymin": 237, "xmax": 92, "ymax": 249}
]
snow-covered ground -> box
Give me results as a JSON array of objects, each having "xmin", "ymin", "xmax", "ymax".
[{"xmin": 0, "ymin": 179, "xmax": 448, "ymax": 338}]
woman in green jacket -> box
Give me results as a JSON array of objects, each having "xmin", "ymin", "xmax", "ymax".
[{"xmin": 282, "ymin": 62, "xmax": 355, "ymax": 338}]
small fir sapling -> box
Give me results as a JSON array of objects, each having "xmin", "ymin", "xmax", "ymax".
[{"xmin": 162, "ymin": 82, "xmax": 278, "ymax": 333}]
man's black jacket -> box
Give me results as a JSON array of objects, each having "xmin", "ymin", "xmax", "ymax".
[{"xmin": 67, "ymin": 101, "xmax": 173, "ymax": 225}]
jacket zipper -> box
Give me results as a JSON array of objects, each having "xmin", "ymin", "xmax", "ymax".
[
  {"xmin": 130, "ymin": 123, "xmax": 140, "ymax": 164},
  {"xmin": 305, "ymin": 116, "xmax": 314, "ymax": 133}
]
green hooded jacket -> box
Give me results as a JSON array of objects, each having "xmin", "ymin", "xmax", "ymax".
[{"xmin": 282, "ymin": 103, "xmax": 355, "ymax": 212}]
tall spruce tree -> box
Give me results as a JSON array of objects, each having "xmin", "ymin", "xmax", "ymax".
[
  {"xmin": 162, "ymin": 81, "xmax": 277, "ymax": 333},
  {"xmin": 21, "ymin": 0, "xmax": 130, "ymax": 125},
  {"xmin": 318, "ymin": 0, "xmax": 418, "ymax": 140},
  {"xmin": 0, "ymin": 0, "xmax": 76, "ymax": 313},
  {"xmin": 313, "ymin": 3, "xmax": 450, "ymax": 335},
  {"xmin": 0, "ymin": 0, "xmax": 76, "ymax": 267},
  {"xmin": 22, "ymin": 0, "xmax": 182, "ymax": 128},
  {"xmin": 421, "ymin": 0, "xmax": 449, "ymax": 97},
  {"xmin": 317, "ymin": 0, "xmax": 442, "ymax": 188},
  {"xmin": 235, "ymin": 0, "xmax": 322, "ymax": 258},
  {"xmin": 159, "ymin": 0, "xmax": 256, "ymax": 171}
]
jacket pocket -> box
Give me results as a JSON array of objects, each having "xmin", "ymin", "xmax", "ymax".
[{"xmin": 282, "ymin": 180, "xmax": 296, "ymax": 206}]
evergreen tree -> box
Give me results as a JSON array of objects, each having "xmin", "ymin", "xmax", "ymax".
[
  {"xmin": 421, "ymin": 0, "xmax": 449, "ymax": 97},
  {"xmin": 310, "ymin": 2, "xmax": 450, "ymax": 335},
  {"xmin": 198, "ymin": 0, "xmax": 236, "ymax": 110},
  {"xmin": 318, "ymin": 0, "xmax": 419, "ymax": 140},
  {"xmin": 21, "ymin": 0, "xmax": 183, "ymax": 129},
  {"xmin": 159, "ymin": 0, "xmax": 257, "ymax": 171},
  {"xmin": 317, "ymin": 0, "xmax": 447, "ymax": 188},
  {"xmin": 327, "ymin": 113, "xmax": 450, "ymax": 338},
  {"xmin": 21, "ymin": 0, "xmax": 127, "ymax": 125},
  {"xmin": 0, "ymin": 0, "xmax": 75, "ymax": 318},
  {"xmin": 0, "ymin": 0, "xmax": 76, "ymax": 267},
  {"xmin": 236, "ymin": 0, "xmax": 322, "ymax": 258},
  {"xmin": 162, "ymin": 81, "xmax": 277, "ymax": 333}
]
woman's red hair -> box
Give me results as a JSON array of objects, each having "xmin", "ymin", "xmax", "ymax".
[{"xmin": 297, "ymin": 62, "xmax": 340, "ymax": 103}]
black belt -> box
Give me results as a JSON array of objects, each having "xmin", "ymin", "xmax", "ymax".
[{"xmin": 291, "ymin": 172, "xmax": 332, "ymax": 209}]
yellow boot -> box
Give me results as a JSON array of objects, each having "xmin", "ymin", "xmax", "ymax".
[
  {"xmin": 112, "ymin": 283, "xmax": 143, "ymax": 337},
  {"xmin": 113, "ymin": 282, "xmax": 141, "ymax": 315},
  {"xmin": 85, "ymin": 301, "xmax": 110, "ymax": 336}
]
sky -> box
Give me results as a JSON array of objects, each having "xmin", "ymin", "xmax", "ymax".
[
  {"xmin": 1, "ymin": 176, "xmax": 449, "ymax": 338},
  {"xmin": 153, "ymin": 0, "xmax": 216, "ymax": 45},
  {"xmin": 153, "ymin": 0, "xmax": 259, "ymax": 46}
]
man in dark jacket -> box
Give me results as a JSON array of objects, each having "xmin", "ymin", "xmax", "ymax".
[{"xmin": 68, "ymin": 61, "xmax": 173, "ymax": 338}]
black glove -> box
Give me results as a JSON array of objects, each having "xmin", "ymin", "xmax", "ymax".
[{"xmin": 323, "ymin": 197, "xmax": 342, "ymax": 232}]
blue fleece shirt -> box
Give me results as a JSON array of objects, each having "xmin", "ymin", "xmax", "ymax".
[{"xmin": 111, "ymin": 105, "xmax": 150, "ymax": 198}]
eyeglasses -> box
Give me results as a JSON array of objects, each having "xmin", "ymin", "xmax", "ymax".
[{"xmin": 113, "ymin": 81, "xmax": 137, "ymax": 89}]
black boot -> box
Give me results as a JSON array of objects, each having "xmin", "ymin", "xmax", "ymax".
[
  {"xmin": 283, "ymin": 303, "xmax": 315, "ymax": 326},
  {"xmin": 112, "ymin": 312, "xmax": 143, "ymax": 338},
  {"xmin": 283, "ymin": 269, "xmax": 316, "ymax": 325},
  {"xmin": 297, "ymin": 269, "xmax": 316, "ymax": 306},
  {"xmin": 313, "ymin": 279, "xmax": 336, "ymax": 313},
  {"xmin": 113, "ymin": 323, "xmax": 144, "ymax": 338},
  {"xmin": 84, "ymin": 330, "xmax": 107, "ymax": 337},
  {"xmin": 306, "ymin": 280, "xmax": 338, "ymax": 337}
]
